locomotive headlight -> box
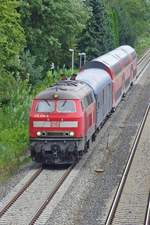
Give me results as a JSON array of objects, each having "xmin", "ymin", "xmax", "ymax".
[
  {"xmin": 37, "ymin": 131, "xmax": 42, "ymax": 136},
  {"xmin": 69, "ymin": 131, "xmax": 75, "ymax": 137}
]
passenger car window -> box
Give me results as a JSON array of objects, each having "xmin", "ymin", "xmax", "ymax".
[
  {"xmin": 57, "ymin": 100, "xmax": 76, "ymax": 112},
  {"xmin": 36, "ymin": 100, "xmax": 55, "ymax": 112},
  {"xmin": 82, "ymin": 97, "xmax": 89, "ymax": 109},
  {"xmin": 87, "ymin": 93, "xmax": 94, "ymax": 105}
]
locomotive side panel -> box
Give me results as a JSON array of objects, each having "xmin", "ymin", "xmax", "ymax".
[{"xmin": 76, "ymin": 68, "xmax": 112, "ymax": 128}]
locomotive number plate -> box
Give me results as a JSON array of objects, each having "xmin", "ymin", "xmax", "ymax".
[{"xmin": 51, "ymin": 121, "xmax": 60, "ymax": 127}]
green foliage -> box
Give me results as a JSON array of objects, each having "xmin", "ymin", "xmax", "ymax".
[
  {"xmin": 19, "ymin": 51, "xmax": 43, "ymax": 85},
  {"xmin": 109, "ymin": 8, "xmax": 119, "ymax": 47},
  {"xmin": 0, "ymin": 70, "xmax": 16, "ymax": 105},
  {"xmin": 115, "ymin": 6, "xmax": 136, "ymax": 45},
  {"xmin": 0, "ymin": 0, "xmax": 25, "ymax": 72},
  {"xmin": 109, "ymin": 0, "xmax": 150, "ymax": 46},
  {"xmin": 0, "ymin": 127, "xmax": 28, "ymax": 176},
  {"xmin": 20, "ymin": 0, "xmax": 89, "ymax": 72},
  {"xmin": 78, "ymin": 0, "xmax": 116, "ymax": 60},
  {"xmin": 135, "ymin": 34, "xmax": 150, "ymax": 57},
  {"xmin": 32, "ymin": 68, "xmax": 76, "ymax": 96},
  {"xmin": 0, "ymin": 77, "xmax": 31, "ymax": 176},
  {"xmin": 118, "ymin": 0, "xmax": 148, "ymax": 36}
]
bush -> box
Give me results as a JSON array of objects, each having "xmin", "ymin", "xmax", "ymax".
[
  {"xmin": 135, "ymin": 34, "xmax": 150, "ymax": 57},
  {"xmin": 0, "ymin": 76, "xmax": 31, "ymax": 177}
]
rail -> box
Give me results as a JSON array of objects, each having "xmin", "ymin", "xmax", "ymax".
[
  {"xmin": 0, "ymin": 168, "xmax": 43, "ymax": 218},
  {"xmin": 144, "ymin": 192, "xmax": 150, "ymax": 225},
  {"xmin": 105, "ymin": 103, "xmax": 150, "ymax": 225},
  {"xmin": 28, "ymin": 164, "xmax": 75, "ymax": 225}
]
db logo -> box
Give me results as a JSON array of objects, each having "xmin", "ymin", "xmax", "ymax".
[{"xmin": 51, "ymin": 121, "xmax": 60, "ymax": 127}]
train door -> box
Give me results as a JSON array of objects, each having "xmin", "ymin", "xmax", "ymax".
[
  {"xmin": 108, "ymin": 83, "xmax": 113, "ymax": 111},
  {"xmin": 96, "ymin": 93, "xmax": 103, "ymax": 127},
  {"xmin": 122, "ymin": 72, "xmax": 125, "ymax": 95},
  {"xmin": 130, "ymin": 64, "xmax": 134, "ymax": 82},
  {"xmin": 102, "ymin": 89, "xmax": 105, "ymax": 117},
  {"xmin": 106, "ymin": 84, "xmax": 111, "ymax": 114},
  {"xmin": 103, "ymin": 87, "xmax": 108, "ymax": 117}
]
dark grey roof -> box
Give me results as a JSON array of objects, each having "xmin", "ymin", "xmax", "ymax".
[
  {"xmin": 82, "ymin": 45, "xmax": 136, "ymax": 75},
  {"xmin": 77, "ymin": 68, "xmax": 112, "ymax": 96},
  {"xmin": 35, "ymin": 80, "xmax": 92, "ymax": 100}
]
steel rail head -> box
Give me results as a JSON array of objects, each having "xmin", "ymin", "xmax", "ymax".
[
  {"xmin": 144, "ymin": 191, "xmax": 150, "ymax": 225},
  {"xmin": 0, "ymin": 168, "xmax": 43, "ymax": 218},
  {"xmin": 136, "ymin": 51, "xmax": 150, "ymax": 80},
  {"xmin": 28, "ymin": 164, "xmax": 75, "ymax": 225},
  {"xmin": 137, "ymin": 49, "xmax": 150, "ymax": 65},
  {"xmin": 105, "ymin": 104, "xmax": 150, "ymax": 225}
]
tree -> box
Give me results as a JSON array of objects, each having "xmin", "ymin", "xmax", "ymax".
[
  {"xmin": 115, "ymin": 6, "xmax": 136, "ymax": 45},
  {"xmin": 78, "ymin": 0, "xmax": 116, "ymax": 60},
  {"xmin": 0, "ymin": 0, "xmax": 25, "ymax": 72},
  {"xmin": 19, "ymin": 51, "xmax": 43, "ymax": 85},
  {"xmin": 109, "ymin": 0, "xmax": 150, "ymax": 46},
  {"xmin": 20, "ymin": 0, "xmax": 88, "ymax": 72}
]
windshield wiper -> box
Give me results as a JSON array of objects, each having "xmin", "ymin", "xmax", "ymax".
[{"xmin": 62, "ymin": 100, "xmax": 67, "ymax": 107}]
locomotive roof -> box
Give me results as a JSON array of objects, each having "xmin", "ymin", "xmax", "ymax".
[
  {"xmin": 76, "ymin": 68, "xmax": 112, "ymax": 96},
  {"xmin": 119, "ymin": 45, "xmax": 136, "ymax": 59},
  {"xmin": 35, "ymin": 80, "xmax": 92, "ymax": 100},
  {"xmin": 82, "ymin": 45, "xmax": 136, "ymax": 76}
]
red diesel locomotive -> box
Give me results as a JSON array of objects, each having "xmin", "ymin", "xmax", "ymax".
[
  {"xmin": 29, "ymin": 80, "xmax": 97, "ymax": 164},
  {"xmin": 29, "ymin": 45, "xmax": 137, "ymax": 165}
]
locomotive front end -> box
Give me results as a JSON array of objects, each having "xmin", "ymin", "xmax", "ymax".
[{"xmin": 29, "ymin": 81, "xmax": 87, "ymax": 165}]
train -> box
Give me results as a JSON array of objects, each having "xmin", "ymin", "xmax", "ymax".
[{"xmin": 29, "ymin": 45, "xmax": 137, "ymax": 165}]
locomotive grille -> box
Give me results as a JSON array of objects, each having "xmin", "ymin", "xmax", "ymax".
[{"xmin": 45, "ymin": 131, "xmax": 70, "ymax": 137}]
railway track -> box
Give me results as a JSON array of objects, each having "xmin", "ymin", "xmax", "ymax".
[
  {"xmin": 136, "ymin": 48, "xmax": 150, "ymax": 78},
  {"xmin": 0, "ymin": 49, "xmax": 150, "ymax": 225},
  {"xmin": 105, "ymin": 103, "xmax": 150, "ymax": 225},
  {"xmin": 0, "ymin": 168, "xmax": 43, "ymax": 218},
  {"xmin": 137, "ymin": 48, "xmax": 150, "ymax": 65},
  {"xmin": 144, "ymin": 192, "xmax": 150, "ymax": 225},
  {"xmin": 0, "ymin": 165, "xmax": 74, "ymax": 225},
  {"xmin": 28, "ymin": 164, "xmax": 74, "ymax": 225}
]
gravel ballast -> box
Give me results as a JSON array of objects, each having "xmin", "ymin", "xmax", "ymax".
[{"xmin": 44, "ymin": 63, "xmax": 150, "ymax": 225}]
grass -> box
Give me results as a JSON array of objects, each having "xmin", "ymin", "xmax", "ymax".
[
  {"xmin": 135, "ymin": 33, "xmax": 150, "ymax": 58},
  {"xmin": 0, "ymin": 77, "xmax": 31, "ymax": 181}
]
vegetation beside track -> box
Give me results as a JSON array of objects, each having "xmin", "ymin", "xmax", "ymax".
[
  {"xmin": 0, "ymin": 0, "xmax": 150, "ymax": 179},
  {"xmin": 0, "ymin": 70, "xmax": 73, "ymax": 180},
  {"xmin": 135, "ymin": 35, "xmax": 150, "ymax": 57}
]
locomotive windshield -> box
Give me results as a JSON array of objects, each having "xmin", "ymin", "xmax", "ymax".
[
  {"xmin": 57, "ymin": 100, "xmax": 76, "ymax": 112},
  {"xmin": 35, "ymin": 100, "xmax": 76, "ymax": 113},
  {"xmin": 36, "ymin": 100, "xmax": 55, "ymax": 112}
]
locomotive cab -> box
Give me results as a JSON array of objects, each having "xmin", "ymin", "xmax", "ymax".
[
  {"xmin": 29, "ymin": 80, "xmax": 96, "ymax": 165},
  {"xmin": 29, "ymin": 98, "xmax": 84, "ymax": 139}
]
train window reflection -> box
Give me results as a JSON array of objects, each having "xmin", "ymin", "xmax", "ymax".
[
  {"xmin": 57, "ymin": 100, "xmax": 76, "ymax": 112},
  {"xmin": 36, "ymin": 100, "xmax": 55, "ymax": 112}
]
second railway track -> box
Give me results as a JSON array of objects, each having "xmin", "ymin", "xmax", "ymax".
[{"xmin": 105, "ymin": 103, "xmax": 150, "ymax": 225}]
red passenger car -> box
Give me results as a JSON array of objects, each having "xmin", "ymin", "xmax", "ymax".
[{"xmin": 82, "ymin": 45, "xmax": 137, "ymax": 109}]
